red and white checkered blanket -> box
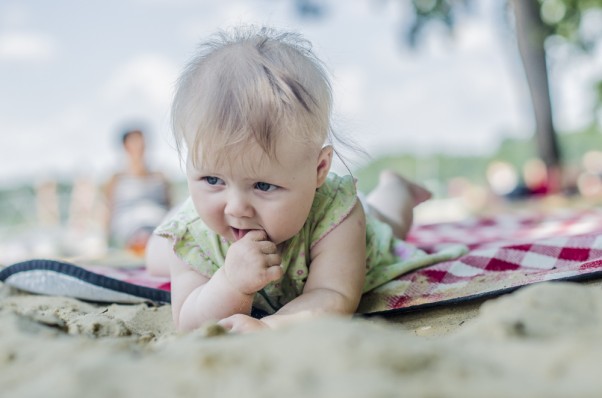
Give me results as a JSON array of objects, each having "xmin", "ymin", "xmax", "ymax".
[
  {"xmin": 358, "ymin": 207, "xmax": 602, "ymax": 314},
  {"xmin": 84, "ymin": 207, "xmax": 602, "ymax": 314}
]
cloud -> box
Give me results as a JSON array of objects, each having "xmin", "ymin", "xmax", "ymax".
[
  {"xmin": 0, "ymin": 32, "xmax": 57, "ymax": 62},
  {"xmin": 456, "ymin": 18, "xmax": 496, "ymax": 53},
  {"xmin": 554, "ymin": 51, "xmax": 601, "ymax": 131},
  {"xmin": 333, "ymin": 67, "xmax": 364, "ymax": 115},
  {"xmin": 1, "ymin": 3, "xmax": 30, "ymax": 26},
  {"xmin": 0, "ymin": 105, "xmax": 97, "ymax": 183},
  {"xmin": 101, "ymin": 54, "xmax": 180, "ymax": 110},
  {"xmin": 176, "ymin": 1, "xmax": 291, "ymax": 45}
]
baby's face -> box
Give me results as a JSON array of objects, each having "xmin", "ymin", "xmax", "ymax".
[{"xmin": 186, "ymin": 138, "xmax": 327, "ymax": 245}]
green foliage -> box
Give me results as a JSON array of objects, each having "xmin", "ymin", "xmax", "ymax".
[
  {"xmin": 355, "ymin": 152, "xmax": 492, "ymax": 193},
  {"xmin": 0, "ymin": 181, "xmax": 72, "ymax": 227},
  {"xmin": 538, "ymin": 0, "xmax": 602, "ymax": 48},
  {"xmin": 407, "ymin": 0, "xmax": 602, "ymax": 118},
  {"xmin": 355, "ymin": 125, "xmax": 602, "ymax": 193},
  {"xmin": 407, "ymin": 0, "xmax": 602, "ymax": 50},
  {"xmin": 407, "ymin": 0, "xmax": 467, "ymax": 47},
  {"xmin": 558, "ymin": 124, "xmax": 602, "ymax": 161},
  {"xmin": 0, "ymin": 185, "xmax": 36, "ymax": 226}
]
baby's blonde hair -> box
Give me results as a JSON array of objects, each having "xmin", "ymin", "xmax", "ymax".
[{"xmin": 172, "ymin": 25, "xmax": 334, "ymax": 166}]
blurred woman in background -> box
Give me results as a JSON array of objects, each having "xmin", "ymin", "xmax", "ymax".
[{"xmin": 105, "ymin": 128, "xmax": 172, "ymax": 255}]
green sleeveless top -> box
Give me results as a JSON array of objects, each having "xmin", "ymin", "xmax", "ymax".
[{"xmin": 155, "ymin": 173, "xmax": 466, "ymax": 314}]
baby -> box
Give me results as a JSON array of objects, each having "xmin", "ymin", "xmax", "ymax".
[{"xmin": 146, "ymin": 26, "xmax": 451, "ymax": 333}]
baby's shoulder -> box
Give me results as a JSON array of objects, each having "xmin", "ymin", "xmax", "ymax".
[
  {"xmin": 315, "ymin": 173, "xmax": 356, "ymax": 201},
  {"xmin": 307, "ymin": 173, "xmax": 358, "ymax": 240},
  {"xmin": 313, "ymin": 173, "xmax": 356, "ymax": 210},
  {"xmin": 154, "ymin": 198, "xmax": 199, "ymax": 238}
]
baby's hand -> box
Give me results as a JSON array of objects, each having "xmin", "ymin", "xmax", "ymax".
[
  {"xmin": 223, "ymin": 230, "xmax": 283, "ymax": 294},
  {"xmin": 218, "ymin": 314, "xmax": 269, "ymax": 334}
]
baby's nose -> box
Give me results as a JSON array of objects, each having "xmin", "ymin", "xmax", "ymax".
[{"xmin": 224, "ymin": 193, "xmax": 253, "ymax": 218}]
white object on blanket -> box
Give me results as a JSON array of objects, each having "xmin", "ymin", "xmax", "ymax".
[{"xmin": 3, "ymin": 269, "xmax": 149, "ymax": 304}]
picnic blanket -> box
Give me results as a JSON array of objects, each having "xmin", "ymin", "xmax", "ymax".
[
  {"xmin": 358, "ymin": 206, "xmax": 602, "ymax": 314},
  {"xmin": 3, "ymin": 206, "xmax": 602, "ymax": 315}
]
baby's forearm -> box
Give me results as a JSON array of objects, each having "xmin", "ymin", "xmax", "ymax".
[
  {"xmin": 177, "ymin": 268, "xmax": 254, "ymax": 331},
  {"xmin": 261, "ymin": 287, "xmax": 359, "ymax": 329}
]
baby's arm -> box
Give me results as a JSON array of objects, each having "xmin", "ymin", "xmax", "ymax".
[
  {"xmin": 274, "ymin": 200, "xmax": 366, "ymax": 317},
  {"xmin": 157, "ymin": 230, "xmax": 283, "ymax": 331},
  {"xmin": 171, "ymin": 257, "xmax": 258, "ymax": 331},
  {"xmin": 227, "ymin": 200, "xmax": 367, "ymax": 331},
  {"xmin": 147, "ymin": 235, "xmax": 252, "ymax": 330}
]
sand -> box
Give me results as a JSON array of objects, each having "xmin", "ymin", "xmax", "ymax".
[{"xmin": 1, "ymin": 281, "xmax": 602, "ymax": 397}]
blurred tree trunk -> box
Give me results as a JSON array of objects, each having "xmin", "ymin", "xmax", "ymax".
[{"xmin": 510, "ymin": 0, "xmax": 562, "ymax": 191}]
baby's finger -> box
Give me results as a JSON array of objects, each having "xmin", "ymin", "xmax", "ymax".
[
  {"xmin": 217, "ymin": 318, "xmax": 234, "ymax": 332},
  {"xmin": 265, "ymin": 264, "xmax": 284, "ymax": 282},
  {"xmin": 264, "ymin": 253, "xmax": 281, "ymax": 267},
  {"xmin": 259, "ymin": 240, "xmax": 277, "ymax": 254},
  {"xmin": 245, "ymin": 229, "xmax": 268, "ymax": 241}
]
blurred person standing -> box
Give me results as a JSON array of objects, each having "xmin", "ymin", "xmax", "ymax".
[{"xmin": 105, "ymin": 128, "xmax": 172, "ymax": 255}]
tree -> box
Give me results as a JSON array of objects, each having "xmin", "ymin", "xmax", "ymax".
[
  {"xmin": 402, "ymin": 0, "xmax": 602, "ymax": 191},
  {"xmin": 296, "ymin": 0, "xmax": 602, "ymax": 191},
  {"xmin": 510, "ymin": 0, "xmax": 560, "ymax": 190}
]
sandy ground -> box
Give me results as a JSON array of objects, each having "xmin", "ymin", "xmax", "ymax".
[
  {"xmin": 1, "ymin": 280, "xmax": 602, "ymax": 397},
  {"xmin": 2, "ymin": 193, "xmax": 601, "ymax": 397}
]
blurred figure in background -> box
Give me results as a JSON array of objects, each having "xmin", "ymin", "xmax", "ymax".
[
  {"xmin": 577, "ymin": 150, "xmax": 602, "ymax": 198},
  {"xmin": 486, "ymin": 161, "xmax": 521, "ymax": 199},
  {"xmin": 35, "ymin": 179, "xmax": 60, "ymax": 228},
  {"xmin": 522, "ymin": 158, "xmax": 549, "ymax": 197},
  {"xmin": 105, "ymin": 128, "xmax": 172, "ymax": 255},
  {"xmin": 487, "ymin": 158, "xmax": 550, "ymax": 201}
]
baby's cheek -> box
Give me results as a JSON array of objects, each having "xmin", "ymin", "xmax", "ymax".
[
  {"xmin": 265, "ymin": 217, "xmax": 289, "ymax": 243},
  {"xmin": 265, "ymin": 197, "xmax": 311, "ymax": 243}
]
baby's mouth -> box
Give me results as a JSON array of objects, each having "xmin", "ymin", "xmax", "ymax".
[{"xmin": 231, "ymin": 228, "xmax": 252, "ymax": 241}]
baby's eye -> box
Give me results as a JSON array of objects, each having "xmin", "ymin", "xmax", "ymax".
[
  {"xmin": 202, "ymin": 176, "xmax": 224, "ymax": 185},
  {"xmin": 255, "ymin": 182, "xmax": 277, "ymax": 192}
]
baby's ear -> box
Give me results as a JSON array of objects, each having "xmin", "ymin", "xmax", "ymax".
[{"xmin": 316, "ymin": 145, "xmax": 333, "ymax": 187}]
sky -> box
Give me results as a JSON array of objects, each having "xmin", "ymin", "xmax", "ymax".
[{"xmin": 1, "ymin": 0, "xmax": 601, "ymax": 187}]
